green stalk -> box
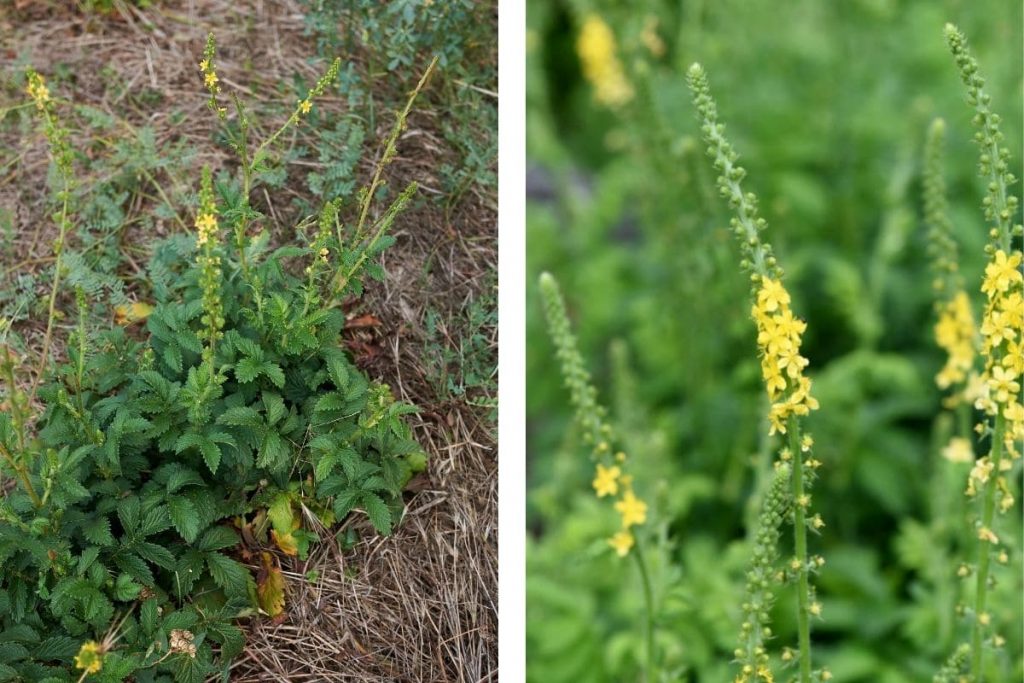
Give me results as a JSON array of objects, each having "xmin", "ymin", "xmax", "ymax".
[
  {"xmin": 632, "ymin": 538, "xmax": 656, "ymax": 683},
  {"xmin": 970, "ymin": 412, "xmax": 1005, "ymax": 680},
  {"xmin": 788, "ymin": 417, "xmax": 812, "ymax": 683}
]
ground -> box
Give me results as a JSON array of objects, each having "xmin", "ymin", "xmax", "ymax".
[{"xmin": 0, "ymin": 1, "xmax": 497, "ymax": 680}]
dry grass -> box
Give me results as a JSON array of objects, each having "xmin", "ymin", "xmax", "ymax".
[{"xmin": 0, "ymin": 1, "xmax": 496, "ymax": 680}]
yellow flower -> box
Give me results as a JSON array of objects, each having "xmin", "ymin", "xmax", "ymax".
[
  {"xmin": 204, "ymin": 71, "xmax": 219, "ymax": 88},
  {"xmin": 981, "ymin": 250, "xmax": 1023, "ymax": 297},
  {"xmin": 199, "ymin": 58, "xmax": 210, "ymax": 72},
  {"xmin": 978, "ymin": 526, "xmax": 999, "ymax": 544},
  {"xmin": 942, "ymin": 437, "xmax": 974, "ymax": 464},
  {"xmin": 592, "ymin": 463, "xmax": 620, "ymax": 498},
  {"xmin": 981, "ymin": 309, "xmax": 1016, "ymax": 348},
  {"xmin": 608, "ymin": 530, "xmax": 634, "ymax": 557},
  {"xmin": 614, "ymin": 490, "xmax": 647, "ymax": 527},
  {"xmin": 808, "ymin": 601, "xmax": 822, "ymax": 617},
  {"xmin": 300, "ymin": 99, "xmax": 313, "ymax": 115},
  {"xmin": 988, "ymin": 366, "xmax": 1020, "ymax": 404},
  {"xmin": 195, "ymin": 212, "xmax": 218, "ymax": 246},
  {"xmin": 757, "ymin": 278, "xmax": 791, "ymax": 313},
  {"xmin": 74, "ymin": 640, "xmax": 104, "ymax": 674},
  {"xmin": 577, "ymin": 15, "xmax": 633, "ymax": 107},
  {"xmin": 777, "ymin": 348, "xmax": 808, "ymax": 379}
]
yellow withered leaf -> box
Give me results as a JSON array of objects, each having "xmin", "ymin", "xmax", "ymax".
[
  {"xmin": 256, "ymin": 551, "xmax": 286, "ymax": 617},
  {"xmin": 271, "ymin": 529, "xmax": 299, "ymax": 556},
  {"xmin": 114, "ymin": 302, "xmax": 155, "ymax": 325}
]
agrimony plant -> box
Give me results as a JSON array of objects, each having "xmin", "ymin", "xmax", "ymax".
[
  {"xmin": 538, "ymin": 272, "xmax": 657, "ymax": 681},
  {"xmin": 688, "ymin": 63, "xmax": 828, "ymax": 683},
  {"xmin": 0, "ymin": 40, "xmax": 432, "ymax": 683},
  {"xmin": 941, "ymin": 23, "xmax": 1023, "ymax": 682}
]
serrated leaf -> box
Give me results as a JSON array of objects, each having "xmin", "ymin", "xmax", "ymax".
[
  {"xmin": 267, "ymin": 495, "xmax": 295, "ymax": 535},
  {"xmin": 140, "ymin": 598, "xmax": 159, "ymax": 634},
  {"xmin": 207, "ymin": 622, "xmax": 245, "ymax": 659},
  {"xmin": 114, "ymin": 573, "xmax": 141, "ymax": 601},
  {"xmin": 263, "ymin": 362, "xmax": 285, "ymax": 388},
  {"xmin": 257, "ymin": 430, "xmax": 290, "ymax": 472},
  {"xmin": 117, "ymin": 496, "xmax": 141, "ymax": 533},
  {"xmin": 166, "ymin": 467, "xmax": 205, "ymax": 494},
  {"xmin": 313, "ymin": 392, "xmax": 347, "ymax": 413},
  {"xmin": 168, "ymin": 496, "xmax": 201, "ymax": 543},
  {"xmin": 217, "ymin": 406, "xmax": 262, "ymax": 427},
  {"xmin": 134, "ymin": 542, "xmax": 176, "ymax": 570},
  {"xmin": 262, "ymin": 391, "xmax": 286, "ymax": 426},
  {"xmin": 314, "ymin": 452, "xmax": 338, "ymax": 482},
  {"xmin": 361, "ymin": 493, "xmax": 393, "ymax": 535},
  {"xmin": 113, "ymin": 553, "xmax": 154, "ymax": 586},
  {"xmin": 196, "ymin": 526, "xmax": 240, "ymax": 553},
  {"xmin": 235, "ymin": 357, "xmax": 262, "ymax": 384},
  {"xmin": 327, "ymin": 358, "xmax": 349, "ymax": 391},
  {"xmin": 206, "ymin": 552, "xmax": 249, "ymax": 595},
  {"xmin": 332, "ymin": 489, "xmax": 361, "ymax": 519},
  {"xmin": 83, "ymin": 516, "xmax": 114, "ymax": 546}
]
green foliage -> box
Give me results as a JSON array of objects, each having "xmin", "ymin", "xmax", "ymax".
[
  {"xmin": 0, "ymin": 44, "xmax": 428, "ymax": 683},
  {"xmin": 423, "ymin": 279, "xmax": 498, "ymax": 421},
  {"xmin": 527, "ymin": 1, "xmax": 1022, "ymax": 681}
]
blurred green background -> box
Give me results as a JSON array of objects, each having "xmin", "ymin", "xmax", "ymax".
[{"xmin": 525, "ymin": 1, "xmax": 1023, "ymax": 681}]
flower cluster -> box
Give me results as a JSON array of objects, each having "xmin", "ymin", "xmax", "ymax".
[
  {"xmin": 195, "ymin": 167, "xmax": 224, "ymax": 370},
  {"xmin": 199, "ymin": 33, "xmax": 226, "ymax": 119},
  {"xmin": 944, "ymin": 24, "xmax": 1024, "ymax": 679},
  {"xmin": 540, "ymin": 272, "xmax": 647, "ymax": 557},
  {"xmin": 689, "ymin": 63, "xmax": 826, "ymax": 683},
  {"xmin": 576, "ymin": 15, "xmax": 633, "ymax": 108},
  {"xmin": 752, "ymin": 278, "xmax": 819, "ymax": 435},
  {"xmin": 25, "ymin": 71, "xmax": 50, "ymax": 110},
  {"xmin": 934, "ymin": 291, "xmax": 977, "ymax": 391},
  {"xmin": 297, "ymin": 57, "xmax": 341, "ymax": 119},
  {"xmin": 74, "ymin": 640, "xmax": 104, "ymax": 674},
  {"xmin": 976, "ymin": 249, "xmax": 1023, "ymax": 457}
]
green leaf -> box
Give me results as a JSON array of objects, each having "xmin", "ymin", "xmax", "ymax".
[
  {"xmin": 327, "ymin": 357, "xmax": 349, "ymax": 390},
  {"xmin": 217, "ymin": 406, "xmax": 263, "ymax": 427},
  {"xmin": 332, "ymin": 489, "xmax": 361, "ymax": 519},
  {"xmin": 235, "ymin": 357, "xmax": 263, "ymax": 384},
  {"xmin": 83, "ymin": 516, "xmax": 115, "ymax": 546},
  {"xmin": 314, "ymin": 392, "xmax": 347, "ymax": 413},
  {"xmin": 140, "ymin": 598, "xmax": 159, "ymax": 634},
  {"xmin": 206, "ymin": 552, "xmax": 249, "ymax": 595},
  {"xmin": 113, "ymin": 553, "xmax": 154, "ymax": 586},
  {"xmin": 114, "ymin": 573, "xmax": 141, "ymax": 601},
  {"xmin": 164, "ymin": 466, "xmax": 205, "ymax": 494},
  {"xmin": 262, "ymin": 391, "xmax": 286, "ymax": 426},
  {"xmin": 257, "ymin": 430, "xmax": 290, "ymax": 471},
  {"xmin": 314, "ymin": 452, "xmax": 338, "ymax": 482},
  {"xmin": 196, "ymin": 526, "xmax": 239, "ymax": 553},
  {"xmin": 263, "ymin": 362, "xmax": 285, "ymax": 388},
  {"xmin": 168, "ymin": 496, "xmax": 202, "ymax": 543},
  {"xmin": 117, "ymin": 496, "xmax": 141, "ymax": 533},
  {"xmin": 267, "ymin": 495, "xmax": 294, "ymax": 535},
  {"xmin": 207, "ymin": 621, "xmax": 245, "ymax": 659},
  {"xmin": 135, "ymin": 542, "xmax": 176, "ymax": 570},
  {"xmin": 361, "ymin": 493, "xmax": 393, "ymax": 535}
]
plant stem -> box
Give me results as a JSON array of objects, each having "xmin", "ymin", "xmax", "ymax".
[
  {"xmin": 632, "ymin": 538, "xmax": 656, "ymax": 683},
  {"xmin": 788, "ymin": 417, "xmax": 812, "ymax": 683},
  {"xmin": 26, "ymin": 191, "xmax": 69, "ymax": 416},
  {"xmin": 0, "ymin": 441, "xmax": 41, "ymax": 508},
  {"xmin": 970, "ymin": 411, "xmax": 1005, "ymax": 680}
]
